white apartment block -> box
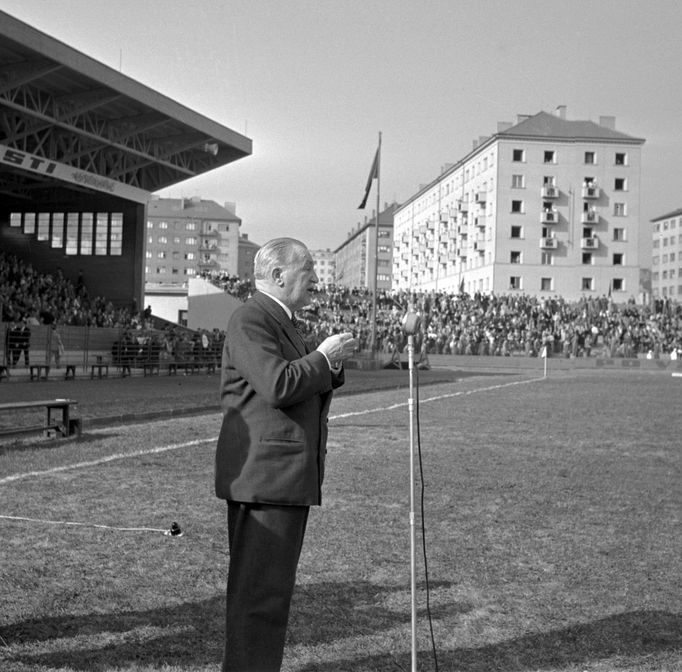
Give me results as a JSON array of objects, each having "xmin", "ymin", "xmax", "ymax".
[
  {"xmin": 145, "ymin": 196, "xmax": 240, "ymax": 288},
  {"xmin": 393, "ymin": 107, "xmax": 645, "ymax": 301},
  {"xmin": 651, "ymin": 208, "xmax": 682, "ymax": 299},
  {"xmin": 311, "ymin": 248, "xmax": 336, "ymax": 286}
]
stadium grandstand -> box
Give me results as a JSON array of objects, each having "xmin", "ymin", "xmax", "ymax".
[{"xmin": 0, "ymin": 11, "xmax": 251, "ymax": 377}]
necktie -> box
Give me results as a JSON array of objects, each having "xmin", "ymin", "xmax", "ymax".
[{"xmin": 291, "ymin": 315, "xmax": 306, "ymax": 347}]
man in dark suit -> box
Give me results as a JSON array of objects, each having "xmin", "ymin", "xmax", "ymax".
[{"xmin": 215, "ymin": 237, "xmax": 357, "ymax": 672}]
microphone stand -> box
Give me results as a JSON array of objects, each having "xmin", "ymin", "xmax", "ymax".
[{"xmin": 402, "ymin": 310, "xmax": 421, "ymax": 672}]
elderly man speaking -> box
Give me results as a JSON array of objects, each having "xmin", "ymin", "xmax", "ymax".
[{"xmin": 215, "ymin": 237, "xmax": 357, "ymax": 672}]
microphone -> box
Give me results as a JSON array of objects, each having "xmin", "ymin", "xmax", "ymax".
[{"xmin": 402, "ymin": 311, "xmax": 421, "ymax": 335}]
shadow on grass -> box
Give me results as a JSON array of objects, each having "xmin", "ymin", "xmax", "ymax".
[{"xmin": 3, "ymin": 579, "xmax": 680, "ymax": 671}]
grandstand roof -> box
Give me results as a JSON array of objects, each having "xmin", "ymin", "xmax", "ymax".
[{"xmin": 0, "ymin": 10, "xmax": 252, "ymax": 204}]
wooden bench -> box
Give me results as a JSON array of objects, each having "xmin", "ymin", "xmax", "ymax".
[
  {"xmin": 143, "ymin": 362, "xmax": 160, "ymax": 376},
  {"xmin": 90, "ymin": 363, "xmax": 109, "ymax": 379},
  {"xmin": 0, "ymin": 398, "xmax": 80, "ymax": 438},
  {"xmin": 30, "ymin": 365, "xmax": 50, "ymax": 381}
]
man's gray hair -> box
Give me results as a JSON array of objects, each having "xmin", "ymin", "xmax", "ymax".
[{"xmin": 254, "ymin": 238, "xmax": 307, "ymax": 281}]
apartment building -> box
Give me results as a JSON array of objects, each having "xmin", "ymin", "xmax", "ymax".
[
  {"xmin": 310, "ymin": 248, "xmax": 336, "ymax": 286},
  {"xmin": 392, "ymin": 107, "xmax": 645, "ymax": 301},
  {"xmin": 145, "ymin": 196, "xmax": 241, "ymax": 288},
  {"xmin": 651, "ymin": 208, "xmax": 682, "ymax": 299},
  {"xmin": 334, "ymin": 202, "xmax": 397, "ymax": 290}
]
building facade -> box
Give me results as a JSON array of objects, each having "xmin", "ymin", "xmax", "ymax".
[
  {"xmin": 393, "ymin": 108, "xmax": 645, "ymax": 301},
  {"xmin": 238, "ymin": 233, "xmax": 260, "ymax": 281},
  {"xmin": 651, "ymin": 208, "xmax": 682, "ymax": 299},
  {"xmin": 145, "ymin": 196, "xmax": 241, "ymax": 289},
  {"xmin": 310, "ymin": 248, "xmax": 336, "ymax": 286},
  {"xmin": 334, "ymin": 202, "xmax": 397, "ymax": 290}
]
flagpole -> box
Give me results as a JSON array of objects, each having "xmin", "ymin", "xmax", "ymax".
[{"xmin": 371, "ymin": 131, "xmax": 382, "ymax": 357}]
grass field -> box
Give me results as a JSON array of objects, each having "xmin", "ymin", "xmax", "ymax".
[{"xmin": 0, "ymin": 368, "xmax": 680, "ymax": 671}]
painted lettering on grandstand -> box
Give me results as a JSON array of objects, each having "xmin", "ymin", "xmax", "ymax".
[{"xmin": 0, "ymin": 143, "xmax": 150, "ymax": 204}]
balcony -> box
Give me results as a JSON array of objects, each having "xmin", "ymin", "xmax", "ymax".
[
  {"xmin": 457, "ymin": 248, "xmax": 467, "ymax": 259},
  {"xmin": 581, "ymin": 236, "xmax": 599, "ymax": 249},
  {"xmin": 540, "ymin": 237, "xmax": 558, "ymax": 250},
  {"xmin": 474, "ymin": 239, "xmax": 485, "ymax": 253},
  {"xmin": 582, "ymin": 183, "xmax": 600, "ymax": 198},
  {"xmin": 541, "ymin": 208, "xmax": 559, "ymax": 224},
  {"xmin": 581, "ymin": 209, "xmax": 599, "ymax": 224},
  {"xmin": 475, "ymin": 191, "xmax": 486, "ymax": 204},
  {"xmin": 541, "ymin": 185, "xmax": 559, "ymax": 198}
]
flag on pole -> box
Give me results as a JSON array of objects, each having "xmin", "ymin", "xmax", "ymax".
[{"xmin": 358, "ymin": 146, "xmax": 379, "ymax": 209}]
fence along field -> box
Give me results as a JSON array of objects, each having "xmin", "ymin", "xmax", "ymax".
[{"xmin": 0, "ymin": 369, "xmax": 680, "ymax": 672}]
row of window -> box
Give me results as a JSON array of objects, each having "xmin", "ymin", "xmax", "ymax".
[
  {"xmin": 10, "ymin": 211, "xmax": 123, "ymax": 256},
  {"xmin": 652, "ymin": 253, "xmax": 677, "ymax": 265},
  {"xmin": 653, "ymin": 269, "xmax": 681, "ymax": 280},
  {"xmin": 512, "ymin": 149, "xmax": 628, "ymax": 165},
  {"xmin": 148, "ymin": 220, "xmax": 198, "ymax": 231},
  {"xmin": 146, "ymin": 251, "xmax": 196, "ymax": 260},
  {"xmin": 510, "ymin": 200, "xmax": 627, "ymax": 216},
  {"xmin": 509, "ymin": 251, "xmax": 626, "ymax": 265},
  {"xmin": 145, "ymin": 266, "xmax": 196, "ymax": 276},
  {"xmin": 509, "ymin": 276, "xmax": 626, "ymax": 292},
  {"xmin": 511, "ymin": 175, "xmax": 627, "ymax": 191},
  {"xmin": 653, "ymin": 218, "xmax": 680, "ymax": 232},
  {"xmin": 510, "ymin": 225, "xmax": 627, "ymax": 241},
  {"xmin": 655, "ymin": 285, "xmax": 682, "ymax": 297},
  {"xmin": 652, "ymin": 236, "xmax": 682, "ymax": 248}
]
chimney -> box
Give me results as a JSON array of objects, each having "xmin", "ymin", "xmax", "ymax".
[
  {"xmin": 497, "ymin": 121, "xmax": 513, "ymax": 132},
  {"xmin": 555, "ymin": 105, "xmax": 567, "ymax": 119},
  {"xmin": 516, "ymin": 114, "xmax": 531, "ymax": 123},
  {"xmin": 599, "ymin": 115, "xmax": 616, "ymax": 130}
]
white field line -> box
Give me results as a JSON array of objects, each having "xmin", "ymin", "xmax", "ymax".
[
  {"xmin": 0, "ymin": 513, "xmax": 169, "ymax": 534},
  {"xmin": 0, "ymin": 376, "xmax": 543, "ymax": 487}
]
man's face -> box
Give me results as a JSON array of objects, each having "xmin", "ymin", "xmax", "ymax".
[{"xmin": 280, "ymin": 249, "xmax": 318, "ymax": 311}]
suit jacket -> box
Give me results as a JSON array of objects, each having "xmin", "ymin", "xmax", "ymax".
[{"xmin": 215, "ymin": 291, "xmax": 344, "ymax": 506}]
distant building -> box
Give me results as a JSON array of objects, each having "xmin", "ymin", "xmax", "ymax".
[
  {"xmin": 651, "ymin": 208, "xmax": 682, "ymax": 300},
  {"xmin": 335, "ymin": 202, "xmax": 398, "ymax": 290},
  {"xmin": 393, "ymin": 107, "xmax": 645, "ymax": 301},
  {"xmin": 145, "ymin": 196, "xmax": 241, "ymax": 289},
  {"xmin": 310, "ymin": 248, "xmax": 335, "ymax": 286},
  {"xmin": 238, "ymin": 233, "xmax": 260, "ymax": 281}
]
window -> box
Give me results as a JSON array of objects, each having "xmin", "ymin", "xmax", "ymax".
[
  {"xmin": 613, "ymin": 227, "xmax": 625, "ymax": 241},
  {"xmin": 95, "ymin": 212, "xmax": 109, "ymax": 255},
  {"xmin": 186, "ymin": 222, "xmax": 196, "ymax": 230},
  {"xmin": 584, "ymin": 151, "xmax": 596, "ymax": 164},
  {"xmin": 37, "ymin": 212, "xmax": 50, "ymax": 241},
  {"xmin": 24, "ymin": 212, "xmax": 36, "ymax": 234},
  {"xmin": 512, "ymin": 149, "xmax": 525, "ymax": 162},
  {"xmin": 158, "ymin": 236, "xmax": 168, "ymax": 244},
  {"xmin": 186, "ymin": 237, "xmax": 197, "ymax": 245},
  {"xmin": 612, "ymin": 278, "xmax": 624, "ymax": 291},
  {"xmin": 509, "ymin": 276, "xmax": 521, "ymax": 290},
  {"xmin": 185, "ymin": 252, "xmax": 195, "ymax": 260},
  {"xmin": 613, "ymin": 253, "xmax": 624, "ymax": 265},
  {"xmin": 110, "ymin": 213, "xmax": 123, "ymax": 255},
  {"xmin": 51, "ymin": 213, "xmax": 64, "ymax": 248},
  {"xmin": 511, "ymin": 174, "xmax": 524, "ymax": 188},
  {"xmin": 583, "ymin": 252, "xmax": 593, "ymax": 265},
  {"xmin": 10, "ymin": 213, "xmax": 21, "ymax": 228},
  {"xmin": 541, "ymin": 277, "xmax": 553, "ymax": 291},
  {"xmin": 80, "ymin": 213, "xmax": 93, "ymax": 255},
  {"xmin": 511, "ymin": 200, "xmax": 523, "ymax": 213},
  {"xmin": 66, "ymin": 213, "xmax": 79, "ymax": 255},
  {"xmin": 146, "ymin": 251, "xmax": 152, "ymax": 259},
  {"xmin": 613, "ymin": 203, "xmax": 626, "ymax": 216},
  {"xmin": 541, "ymin": 252, "xmax": 553, "ymax": 265},
  {"xmin": 615, "ymin": 152, "xmax": 627, "ymax": 165},
  {"xmin": 510, "ymin": 251, "xmax": 521, "ymax": 264},
  {"xmin": 614, "ymin": 178, "xmax": 626, "ymax": 191},
  {"xmin": 173, "ymin": 237, "xmax": 181, "ymax": 244},
  {"xmin": 511, "ymin": 225, "xmax": 522, "ymax": 238},
  {"xmin": 158, "ymin": 221, "xmax": 168, "ymax": 229},
  {"xmin": 581, "ymin": 277, "xmax": 593, "ymax": 291}
]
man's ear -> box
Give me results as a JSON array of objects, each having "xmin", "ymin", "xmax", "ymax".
[{"xmin": 272, "ymin": 267, "xmax": 284, "ymax": 287}]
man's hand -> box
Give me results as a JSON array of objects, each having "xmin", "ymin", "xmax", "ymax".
[{"xmin": 316, "ymin": 332, "xmax": 358, "ymax": 368}]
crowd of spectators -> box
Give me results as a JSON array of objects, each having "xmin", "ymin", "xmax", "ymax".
[
  {"xmin": 0, "ymin": 250, "xmax": 144, "ymax": 328},
  {"xmin": 203, "ymin": 271, "xmax": 682, "ymax": 359},
  {"xmin": 3, "ymin": 258, "xmax": 681, "ymax": 365}
]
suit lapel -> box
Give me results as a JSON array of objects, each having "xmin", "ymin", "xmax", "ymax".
[{"xmin": 252, "ymin": 292, "xmax": 307, "ymax": 357}]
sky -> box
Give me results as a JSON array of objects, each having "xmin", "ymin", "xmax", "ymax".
[{"xmin": 2, "ymin": 0, "xmax": 681, "ymax": 253}]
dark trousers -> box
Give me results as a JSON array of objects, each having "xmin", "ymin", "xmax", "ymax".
[{"xmin": 223, "ymin": 501, "xmax": 309, "ymax": 672}]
